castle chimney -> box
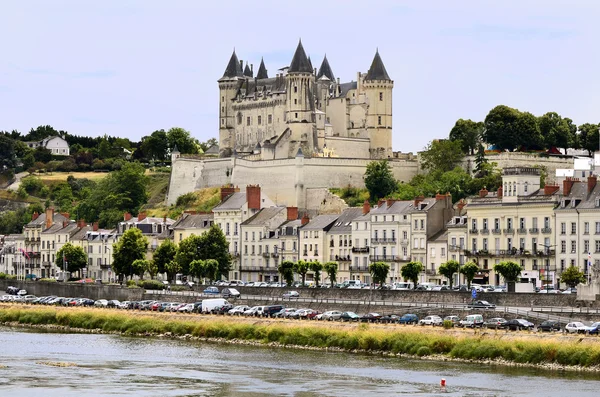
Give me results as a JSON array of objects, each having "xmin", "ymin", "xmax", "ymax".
[
  {"xmin": 163, "ymin": 215, "xmax": 167, "ymax": 223},
  {"xmin": 221, "ymin": 185, "xmax": 236, "ymax": 201},
  {"xmin": 362, "ymin": 200, "xmax": 371, "ymax": 215},
  {"xmin": 32, "ymin": 212, "xmax": 39, "ymax": 221},
  {"xmin": 137, "ymin": 212, "xmax": 147, "ymax": 221},
  {"xmin": 563, "ymin": 177, "xmax": 575, "ymax": 197},
  {"xmin": 124, "ymin": 212, "xmax": 132, "ymax": 221},
  {"xmin": 246, "ymin": 185, "xmax": 261, "ymax": 210},
  {"xmin": 544, "ymin": 184, "xmax": 560, "ymax": 195},
  {"xmin": 287, "ymin": 207, "xmax": 299, "ymax": 221},
  {"xmin": 45, "ymin": 207, "xmax": 54, "ymax": 230},
  {"xmin": 588, "ymin": 175, "xmax": 597, "ymax": 194},
  {"xmin": 479, "ymin": 188, "xmax": 488, "ymax": 198},
  {"xmin": 497, "ymin": 186, "xmax": 503, "ymax": 199},
  {"xmin": 93, "ymin": 222, "xmax": 99, "ymax": 231},
  {"xmin": 301, "ymin": 213, "xmax": 310, "ymax": 226}
]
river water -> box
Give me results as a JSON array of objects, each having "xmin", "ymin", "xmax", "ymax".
[{"xmin": 0, "ymin": 327, "xmax": 599, "ymax": 397}]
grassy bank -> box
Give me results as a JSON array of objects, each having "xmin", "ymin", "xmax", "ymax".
[{"xmin": 2, "ymin": 306, "xmax": 600, "ymax": 369}]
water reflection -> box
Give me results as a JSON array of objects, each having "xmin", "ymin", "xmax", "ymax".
[{"xmin": 0, "ymin": 326, "xmax": 598, "ymax": 396}]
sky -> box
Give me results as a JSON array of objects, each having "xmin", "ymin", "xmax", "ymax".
[{"xmin": 1, "ymin": 0, "xmax": 599, "ymax": 153}]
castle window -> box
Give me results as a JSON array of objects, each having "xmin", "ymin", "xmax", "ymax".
[
  {"xmin": 258, "ymin": 116, "xmax": 262, "ymax": 125},
  {"xmin": 222, "ymin": 96, "xmax": 224, "ymax": 102},
  {"xmin": 247, "ymin": 116, "xmax": 251, "ymax": 126},
  {"xmin": 221, "ymin": 119, "xmax": 224, "ymax": 125},
  {"xmin": 237, "ymin": 113, "xmax": 242, "ymax": 125},
  {"xmin": 294, "ymin": 99, "xmax": 297, "ymax": 105},
  {"xmin": 268, "ymin": 114, "xmax": 272, "ymax": 124},
  {"xmin": 295, "ymin": 113, "xmax": 298, "ymax": 119},
  {"xmin": 294, "ymin": 86, "xmax": 298, "ymax": 93},
  {"xmin": 378, "ymin": 116, "xmax": 382, "ymax": 125},
  {"xmin": 379, "ymin": 92, "xmax": 383, "ymax": 101},
  {"xmin": 221, "ymin": 107, "xmax": 224, "ymax": 113}
]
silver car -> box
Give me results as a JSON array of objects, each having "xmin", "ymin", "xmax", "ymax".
[{"xmin": 319, "ymin": 310, "xmax": 343, "ymax": 321}]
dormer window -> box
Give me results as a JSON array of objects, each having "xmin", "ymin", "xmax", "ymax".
[{"xmin": 596, "ymin": 198, "xmax": 600, "ymax": 207}]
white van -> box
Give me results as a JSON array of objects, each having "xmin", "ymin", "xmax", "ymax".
[
  {"xmin": 417, "ymin": 282, "xmax": 436, "ymax": 291},
  {"xmin": 392, "ymin": 282, "xmax": 412, "ymax": 290},
  {"xmin": 460, "ymin": 314, "xmax": 484, "ymax": 328},
  {"xmin": 201, "ymin": 298, "xmax": 229, "ymax": 313},
  {"xmin": 341, "ymin": 280, "xmax": 362, "ymax": 289}
]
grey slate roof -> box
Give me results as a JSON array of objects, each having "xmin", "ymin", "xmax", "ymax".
[
  {"xmin": 329, "ymin": 207, "xmax": 363, "ymax": 234},
  {"xmin": 205, "ymin": 145, "xmax": 219, "ymax": 155},
  {"xmin": 256, "ymin": 58, "xmax": 268, "ymax": 79},
  {"xmin": 241, "ymin": 207, "xmax": 285, "ymax": 226},
  {"xmin": 339, "ymin": 81, "xmax": 357, "ymax": 97},
  {"xmin": 428, "ymin": 229, "xmax": 448, "ymax": 243},
  {"xmin": 556, "ymin": 181, "xmax": 600, "ymax": 210},
  {"xmin": 27, "ymin": 212, "xmax": 69, "ymax": 228},
  {"xmin": 70, "ymin": 225, "xmax": 92, "ymax": 241},
  {"xmin": 213, "ymin": 192, "xmax": 247, "ymax": 211},
  {"xmin": 301, "ymin": 214, "xmax": 339, "ymax": 231},
  {"xmin": 243, "ymin": 63, "xmax": 253, "ymax": 77},
  {"xmin": 288, "ymin": 40, "xmax": 312, "ymax": 73},
  {"xmin": 365, "ymin": 50, "xmax": 391, "ymax": 81},
  {"xmin": 370, "ymin": 200, "xmax": 412, "ymax": 215},
  {"xmin": 171, "ymin": 213, "xmax": 214, "ymax": 229},
  {"xmin": 317, "ymin": 55, "xmax": 335, "ymax": 81},
  {"xmin": 222, "ymin": 50, "xmax": 244, "ymax": 78}
]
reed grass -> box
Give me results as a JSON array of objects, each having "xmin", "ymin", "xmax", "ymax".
[{"xmin": 2, "ymin": 306, "xmax": 600, "ymax": 368}]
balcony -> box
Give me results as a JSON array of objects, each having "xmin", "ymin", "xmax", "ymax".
[
  {"xmin": 473, "ymin": 248, "xmax": 555, "ymax": 257},
  {"xmin": 503, "ymin": 228, "xmax": 514, "ymax": 234},
  {"xmin": 314, "ymin": 251, "xmax": 319, "ymax": 256},
  {"xmin": 351, "ymin": 247, "xmax": 369, "ymax": 253},
  {"xmin": 491, "ymin": 229, "xmax": 502, "ymax": 234},
  {"xmin": 426, "ymin": 269, "xmax": 436, "ymax": 275},
  {"xmin": 400, "ymin": 239, "xmax": 408, "ymax": 246},
  {"xmin": 529, "ymin": 228, "xmax": 539, "ymax": 233},
  {"xmin": 371, "ymin": 238, "xmax": 397, "ymax": 244},
  {"xmin": 233, "ymin": 252, "xmax": 240, "ymax": 257},
  {"xmin": 541, "ymin": 228, "xmax": 552, "ymax": 234},
  {"xmin": 470, "ymin": 229, "xmax": 478, "ymax": 234},
  {"xmin": 335, "ymin": 255, "xmax": 351, "ymax": 262},
  {"xmin": 480, "ymin": 229, "xmax": 489, "ymax": 235},
  {"xmin": 261, "ymin": 252, "xmax": 270, "ymax": 258},
  {"xmin": 369, "ymin": 255, "xmax": 406, "ymax": 262},
  {"xmin": 100, "ymin": 263, "xmax": 112, "ymax": 269},
  {"xmin": 303, "ymin": 251, "xmax": 308, "ymax": 256},
  {"xmin": 517, "ymin": 228, "xmax": 528, "ymax": 234},
  {"xmin": 239, "ymin": 266, "xmax": 265, "ymax": 272},
  {"xmin": 271, "ymin": 252, "xmax": 279, "ymax": 258},
  {"xmin": 350, "ymin": 265, "xmax": 369, "ymax": 272},
  {"xmin": 449, "ymin": 245, "xmax": 464, "ymax": 252}
]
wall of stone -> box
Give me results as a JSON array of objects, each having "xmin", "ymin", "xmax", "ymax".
[
  {"xmin": 461, "ymin": 153, "xmax": 574, "ymax": 182},
  {"xmin": 0, "ymin": 280, "xmax": 144, "ymax": 301},
  {"xmin": 323, "ymin": 136, "xmax": 370, "ymax": 159}
]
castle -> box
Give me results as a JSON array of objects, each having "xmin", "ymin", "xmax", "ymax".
[{"xmin": 218, "ymin": 40, "xmax": 393, "ymax": 160}]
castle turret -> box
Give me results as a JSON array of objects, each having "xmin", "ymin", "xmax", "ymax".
[
  {"xmin": 243, "ymin": 62, "xmax": 253, "ymax": 77},
  {"xmin": 218, "ymin": 50, "xmax": 244, "ymax": 157},
  {"xmin": 286, "ymin": 40, "xmax": 316, "ymax": 156},
  {"xmin": 316, "ymin": 54, "xmax": 335, "ymax": 113},
  {"xmin": 256, "ymin": 58, "xmax": 268, "ymax": 79},
  {"xmin": 363, "ymin": 50, "xmax": 393, "ymax": 159}
]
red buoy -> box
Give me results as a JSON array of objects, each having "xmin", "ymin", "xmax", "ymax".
[{"xmin": 440, "ymin": 378, "xmax": 446, "ymax": 387}]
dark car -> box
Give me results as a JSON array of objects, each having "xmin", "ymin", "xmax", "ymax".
[
  {"xmin": 263, "ymin": 305, "xmax": 285, "ymax": 317},
  {"xmin": 467, "ymin": 300, "xmax": 496, "ymax": 309},
  {"xmin": 398, "ymin": 314, "xmax": 419, "ymax": 324},
  {"xmin": 203, "ymin": 286, "xmax": 219, "ymax": 294},
  {"xmin": 538, "ymin": 320, "xmax": 561, "ymax": 332},
  {"xmin": 483, "ymin": 317, "xmax": 507, "ymax": 329},
  {"xmin": 212, "ymin": 303, "xmax": 234, "ymax": 315},
  {"xmin": 340, "ymin": 312, "xmax": 360, "ymax": 322},
  {"xmin": 360, "ymin": 313, "xmax": 382, "ymax": 323},
  {"xmin": 379, "ymin": 314, "xmax": 401, "ymax": 324},
  {"xmin": 505, "ymin": 319, "xmax": 535, "ymax": 331}
]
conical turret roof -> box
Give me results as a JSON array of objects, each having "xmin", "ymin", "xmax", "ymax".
[
  {"xmin": 289, "ymin": 40, "xmax": 312, "ymax": 73},
  {"xmin": 222, "ymin": 50, "xmax": 244, "ymax": 78},
  {"xmin": 256, "ymin": 58, "xmax": 268, "ymax": 79},
  {"xmin": 317, "ymin": 55, "xmax": 335, "ymax": 81},
  {"xmin": 243, "ymin": 63, "xmax": 253, "ymax": 77},
  {"xmin": 365, "ymin": 50, "xmax": 391, "ymax": 81}
]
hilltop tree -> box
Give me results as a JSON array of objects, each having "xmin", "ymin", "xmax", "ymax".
[
  {"xmin": 112, "ymin": 228, "xmax": 148, "ymax": 280},
  {"xmin": 484, "ymin": 105, "xmax": 543, "ymax": 151},
  {"xmin": 438, "ymin": 260, "xmax": 460, "ymax": 289},
  {"xmin": 539, "ymin": 112, "xmax": 576, "ymax": 154},
  {"xmin": 141, "ymin": 129, "xmax": 169, "ymax": 161},
  {"xmin": 55, "ymin": 243, "xmax": 87, "ymax": 275},
  {"xmin": 578, "ymin": 123, "xmax": 599, "ymax": 156},
  {"xmin": 166, "ymin": 127, "xmax": 199, "ymax": 154},
  {"xmin": 474, "ymin": 144, "xmax": 488, "ymax": 176},
  {"xmin": 323, "ymin": 262, "xmax": 338, "ymax": 287},
  {"xmin": 0, "ymin": 135, "xmax": 16, "ymax": 169},
  {"xmin": 309, "ymin": 261, "xmax": 323, "ymax": 287},
  {"xmin": 560, "ymin": 265, "xmax": 586, "ymax": 288},
  {"xmin": 448, "ymin": 119, "xmax": 483, "ymax": 155},
  {"xmin": 401, "ymin": 261, "xmax": 423, "ymax": 289},
  {"xmin": 153, "ymin": 239, "xmax": 177, "ymax": 276},
  {"xmin": 293, "ymin": 260, "xmax": 310, "ymax": 286},
  {"xmin": 420, "ymin": 139, "xmax": 464, "ymax": 173},
  {"xmin": 460, "ymin": 261, "xmax": 479, "ymax": 289},
  {"xmin": 364, "ymin": 160, "xmax": 397, "ymax": 202},
  {"xmin": 278, "ymin": 261, "xmax": 295, "ymax": 287},
  {"xmin": 369, "ymin": 261, "xmax": 390, "ymax": 287}
]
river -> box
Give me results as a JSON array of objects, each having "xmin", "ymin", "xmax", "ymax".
[{"xmin": 0, "ymin": 326, "xmax": 599, "ymax": 396}]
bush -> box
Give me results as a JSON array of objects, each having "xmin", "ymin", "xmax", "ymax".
[
  {"xmin": 442, "ymin": 320, "xmax": 454, "ymax": 329},
  {"xmin": 170, "ymin": 286, "xmax": 187, "ymax": 292},
  {"xmin": 21, "ymin": 176, "xmax": 44, "ymax": 195},
  {"xmin": 176, "ymin": 192, "xmax": 197, "ymax": 207},
  {"xmin": 38, "ymin": 278, "xmax": 57, "ymax": 283},
  {"xmin": 16, "ymin": 186, "xmax": 28, "ymax": 199},
  {"xmin": 126, "ymin": 280, "xmax": 138, "ymax": 288},
  {"xmin": 137, "ymin": 280, "xmax": 165, "ymax": 290},
  {"xmin": 0, "ymin": 272, "xmax": 17, "ymax": 280}
]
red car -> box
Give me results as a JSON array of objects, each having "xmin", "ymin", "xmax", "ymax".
[
  {"xmin": 306, "ymin": 310, "xmax": 321, "ymax": 320},
  {"xmin": 151, "ymin": 302, "xmax": 162, "ymax": 311}
]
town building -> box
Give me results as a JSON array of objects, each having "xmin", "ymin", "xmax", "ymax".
[
  {"xmin": 83, "ymin": 227, "xmax": 118, "ymax": 282},
  {"xmin": 171, "ymin": 212, "xmax": 214, "ymax": 245},
  {"xmin": 25, "ymin": 135, "xmax": 70, "ymax": 156},
  {"xmin": 350, "ymin": 202, "xmax": 372, "ymax": 283}
]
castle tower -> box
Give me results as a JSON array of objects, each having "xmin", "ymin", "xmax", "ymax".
[
  {"xmin": 218, "ymin": 50, "xmax": 244, "ymax": 157},
  {"xmin": 316, "ymin": 54, "xmax": 335, "ymax": 113},
  {"xmin": 256, "ymin": 58, "xmax": 268, "ymax": 79},
  {"xmin": 286, "ymin": 40, "xmax": 316, "ymax": 155},
  {"xmin": 363, "ymin": 50, "xmax": 393, "ymax": 159}
]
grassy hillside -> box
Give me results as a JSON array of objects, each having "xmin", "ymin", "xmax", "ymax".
[
  {"xmin": 330, "ymin": 186, "xmax": 370, "ymax": 207},
  {"xmin": 145, "ymin": 187, "xmax": 220, "ymax": 220}
]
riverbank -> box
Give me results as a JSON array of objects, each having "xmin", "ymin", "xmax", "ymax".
[{"xmin": 2, "ymin": 304, "xmax": 600, "ymax": 372}]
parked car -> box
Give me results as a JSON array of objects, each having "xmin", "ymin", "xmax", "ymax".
[
  {"xmin": 94, "ymin": 299, "xmax": 108, "ymax": 308},
  {"xmin": 318, "ymin": 310, "xmax": 343, "ymax": 321},
  {"xmin": 467, "ymin": 300, "xmax": 496, "ymax": 309},
  {"xmin": 274, "ymin": 308, "xmax": 297, "ymax": 318},
  {"xmin": 221, "ymin": 288, "xmax": 241, "ymax": 299},
  {"xmin": 443, "ymin": 316, "xmax": 460, "ymax": 326},
  {"xmin": 565, "ymin": 322, "xmax": 587, "ymax": 334},
  {"xmin": 380, "ymin": 314, "xmax": 401, "ymax": 324},
  {"xmin": 263, "ymin": 305, "xmax": 285, "ymax": 317},
  {"xmin": 561, "ymin": 288, "xmax": 577, "ymax": 294},
  {"xmin": 178, "ymin": 303, "xmax": 195, "ymax": 313},
  {"xmin": 505, "ymin": 319, "xmax": 535, "ymax": 331},
  {"xmin": 483, "ymin": 317, "xmax": 507, "ymax": 329},
  {"xmin": 228, "ymin": 305, "xmax": 250, "ymax": 316},
  {"xmin": 340, "ymin": 311, "xmax": 360, "ymax": 322},
  {"xmin": 585, "ymin": 322, "xmax": 600, "ymax": 335},
  {"xmin": 418, "ymin": 315, "xmax": 443, "ymax": 326},
  {"xmin": 204, "ymin": 286, "xmax": 219, "ymax": 294},
  {"xmin": 459, "ymin": 314, "xmax": 484, "ymax": 328},
  {"xmin": 538, "ymin": 320, "xmax": 561, "ymax": 332},
  {"xmin": 398, "ymin": 314, "xmax": 419, "ymax": 325},
  {"xmin": 431, "ymin": 285, "xmax": 450, "ymax": 292},
  {"xmin": 282, "ymin": 291, "xmax": 300, "ymax": 298},
  {"xmin": 212, "ymin": 303, "xmax": 234, "ymax": 315}
]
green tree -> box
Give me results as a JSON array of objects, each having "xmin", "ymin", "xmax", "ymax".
[
  {"xmin": 197, "ymin": 225, "xmax": 231, "ymax": 280},
  {"xmin": 420, "ymin": 139, "xmax": 464, "ymax": 173},
  {"xmin": 98, "ymin": 138, "xmax": 113, "ymax": 159},
  {"xmin": 438, "ymin": 260, "xmax": 460, "ymax": 289},
  {"xmin": 165, "ymin": 260, "xmax": 182, "ymax": 282},
  {"xmin": 145, "ymin": 260, "xmax": 158, "ymax": 280},
  {"xmin": 474, "ymin": 144, "xmax": 488, "ymax": 176},
  {"xmin": 189, "ymin": 259, "xmax": 206, "ymax": 281},
  {"xmin": 323, "ymin": 262, "xmax": 338, "ymax": 287},
  {"xmin": 448, "ymin": 119, "xmax": 483, "ymax": 155},
  {"xmin": 539, "ymin": 112, "xmax": 576, "ymax": 154},
  {"xmin": 494, "ymin": 261, "xmax": 522, "ymax": 286},
  {"xmin": 141, "ymin": 129, "xmax": 169, "ymax": 161},
  {"xmin": 112, "ymin": 228, "xmax": 148, "ymax": 280},
  {"xmin": 204, "ymin": 259, "xmax": 219, "ymax": 283},
  {"xmin": 166, "ymin": 127, "xmax": 199, "ymax": 154},
  {"xmin": 560, "ymin": 265, "xmax": 586, "ymax": 288},
  {"xmin": 153, "ymin": 239, "xmax": 177, "ymax": 276},
  {"xmin": 364, "ymin": 160, "xmax": 398, "ymax": 202},
  {"xmin": 293, "ymin": 260, "xmax": 310, "ymax": 286},
  {"xmin": 131, "ymin": 259, "xmax": 148, "ymax": 279},
  {"xmin": 0, "ymin": 135, "xmax": 16, "ymax": 170},
  {"xmin": 578, "ymin": 123, "xmax": 599, "ymax": 156},
  {"xmin": 174, "ymin": 234, "xmax": 203, "ymax": 276},
  {"xmin": 55, "ymin": 242, "xmax": 87, "ymax": 275},
  {"xmin": 401, "ymin": 261, "xmax": 423, "ymax": 289},
  {"xmin": 460, "ymin": 261, "xmax": 479, "ymax": 289},
  {"xmin": 484, "ymin": 105, "xmax": 542, "ymax": 151},
  {"xmin": 309, "ymin": 261, "xmax": 323, "ymax": 287},
  {"xmin": 369, "ymin": 261, "xmax": 390, "ymax": 287},
  {"xmin": 278, "ymin": 260, "xmax": 295, "ymax": 286},
  {"xmin": 199, "ymin": 137, "xmax": 218, "ymax": 152}
]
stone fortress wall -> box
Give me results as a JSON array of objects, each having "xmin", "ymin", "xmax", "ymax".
[{"xmin": 461, "ymin": 153, "xmax": 574, "ymax": 182}]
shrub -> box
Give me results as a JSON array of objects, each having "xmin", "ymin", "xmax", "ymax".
[
  {"xmin": 176, "ymin": 192, "xmax": 196, "ymax": 207},
  {"xmin": 137, "ymin": 279, "xmax": 165, "ymax": 290},
  {"xmin": 38, "ymin": 278, "xmax": 57, "ymax": 283},
  {"xmin": 0, "ymin": 272, "xmax": 17, "ymax": 280},
  {"xmin": 170, "ymin": 286, "xmax": 187, "ymax": 292},
  {"xmin": 442, "ymin": 320, "xmax": 454, "ymax": 329},
  {"xmin": 126, "ymin": 280, "xmax": 138, "ymax": 288},
  {"xmin": 21, "ymin": 176, "xmax": 44, "ymax": 195}
]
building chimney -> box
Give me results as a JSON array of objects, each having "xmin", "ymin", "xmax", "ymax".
[
  {"xmin": 414, "ymin": 195, "xmax": 424, "ymax": 207},
  {"xmin": 301, "ymin": 213, "xmax": 310, "ymax": 226},
  {"xmin": 32, "ymin": 212, "xmax": 39, "ymax": 221},
  {"xmin": 457, "ymin": 199, "xmax": 466, "ymax": 214},
  {"xmin": 246, "ymin": 185, "xmax": 261, "ymax": 210},
  {"xmin": 588, "ymin": 175, "xmax": 597, "ymax": 194},
  {"xmin": 163, "ymin": 215, "xmax": 167, "ymax": 223},
  {"xmin": 93, "ymin": 222, "xmax": 99, "ymax": 231},
  {"xmin": 61, "ymin": 212, "xmax": 70, "ymax": 219},
  {"xmin": 137, "ymin": 212, "xmax": 147, "ymax": 221},
  {"xmin": 220, "ymin": 185, "xmax": 236, "ymax": 201},
  {"xmin": 544, "ymin": 184, "xmax": 560, "ymax": 195},
  {"xmin": 124, "ymin": 212, "xmax": 132, "ymax": 221},
  {"xmin": 563, "ymin": 177, "xmax": 575, "ymax": 197},
  {"xmin": 62, "ymin": 220, "xmax": 68, "ymax": 228},
  {"xmin": 287, "ymin": 207, "xmax": 299, "ymax": 221},
  {"xmin": 45, "ymin": 207, "xmax": 54, "ymax": 230},
  {"xmin": 435, "ymin": 193, "xmax": 446, "ymax": 201},
  {"xmin": 497, "ymin": 186, "xmax": 503, "ymax": 199},
  {"xmin": 362, "ymin": 200, "xmax": 371, "ymax": 215},
  {"xmin": 377, "ymin": 199, "xmax": 385, "ymax": 207},
  {"xmin": 479, "ymin": 188, "xmax": 488, "ymax": 198},
  {"xmin": 386, "ymin": 198, "xmax": 395, "ymax": 208}
]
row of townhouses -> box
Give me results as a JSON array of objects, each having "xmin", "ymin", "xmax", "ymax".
[{"xmin": 1, "ymin": 167, "xmax": 599, "ymax": 287}]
